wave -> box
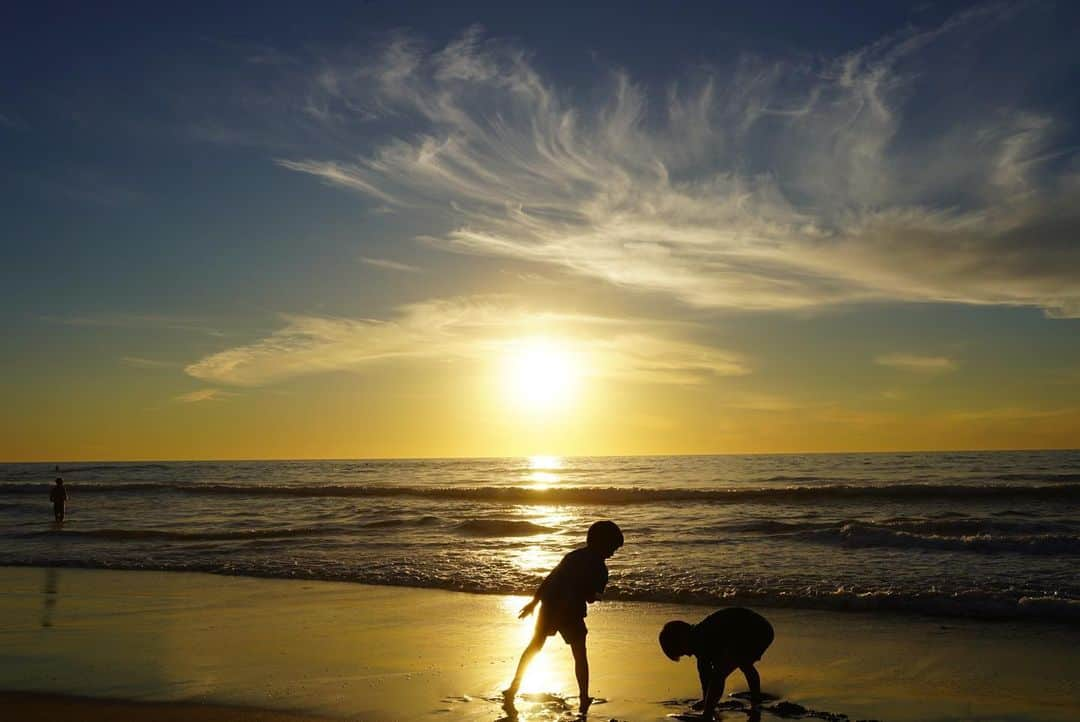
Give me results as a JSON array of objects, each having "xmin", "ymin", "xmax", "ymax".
[
  {"xmin": 361, "ymin": 515, "xmax": 442, "ymax": 528},
  {"xmin": 58, "ymin": 463, "xmax": 174, "ymax": 474},
  {"xmin": 712, "ymin": 517, "xmax": 1080, "ymax": 554},
  {"xmin": 6, "ymin": 559, "xmax": 1078, "ymax": 622},
  {"xmin": 991, "ymin": 472, "xmax": 1080, "ymax": 483},
  {"xmin": 796, "ymin": 522, "xmax": 1080, "ymax": 555},
  {"xmin": 2, "ymin": 481, "xmax": 1078, "ymax": 504},
  {"xmin": 9, "ymin": 516, "xmax": 560, "ymax": 540},
  {"xmin": 456, "ymin": 519, "xmax": 558, "ymax": 536},
  {"xmin": 16, "ymin": 526, "xmax": 333, "ymax": 542}
]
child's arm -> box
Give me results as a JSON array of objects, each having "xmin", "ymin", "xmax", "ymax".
[
  {"xmin": 696, "ymin": 657, "xmax": 711, "ymax": 702},
  {"xmin": 701, "ymin": 661, "xmax": 736, "ymax": 722},
  {"xmin": 739, "ymin": 663, "xmax": 761, "ymax": 705},
  {"xmin": 518, "ymin": 566, "xmax": 557, "ymax": 618},
  {"xmin": 586, "ymin": 564, "xmax": 609, "ymax": 603}
]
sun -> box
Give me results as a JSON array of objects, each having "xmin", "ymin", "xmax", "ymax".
[{"xmin": 502, "ymin": 338, "xmax": 579, "ymax": 411}]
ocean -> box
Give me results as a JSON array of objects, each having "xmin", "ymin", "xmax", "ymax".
[{"xmin": 2, "ymin": 451, "xmax": 1078, "ymax": 622}]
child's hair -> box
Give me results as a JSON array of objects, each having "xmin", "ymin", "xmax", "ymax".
[
  {"xmin": 586, "ymin": 520, "xmax": 624, "ymax": 550},
  {"xmin": 658, "ymin": 620, "xmax": 692, "ymax": 661}
]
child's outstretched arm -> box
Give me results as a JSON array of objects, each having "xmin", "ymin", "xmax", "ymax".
[
  {"xmin": 518, "ymin": 597, "xmax": 539, "ymax": 618},
  {"xmin": 519, "ymin": 566, "xmax": 557, "ymax": 618}
]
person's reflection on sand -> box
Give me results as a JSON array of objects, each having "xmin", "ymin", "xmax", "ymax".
[{"xmin": 41, "ymin": 568, "xmax": 59, "ymax": 628}]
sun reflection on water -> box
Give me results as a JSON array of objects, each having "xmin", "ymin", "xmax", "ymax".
[
  {"xmin": 507, "ymin": 543, "xmax": 563, "ymax": 577},
  {"xmin": 526, "ymin": 456, "xmax": 562, "ymax": 488},
  {"xmin": 529, "ymin": 455, "xmax": 562, "ymax": 470}
]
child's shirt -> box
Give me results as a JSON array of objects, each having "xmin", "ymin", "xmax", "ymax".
[
  {"xmin": 536, "ymin": 547, "xmax": 608, "ymax": 620},
  {"xmin": 691, "ymin": 607, "xmax": 774, "ymax": 665}
]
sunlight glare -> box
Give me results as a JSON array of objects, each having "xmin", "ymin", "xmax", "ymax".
[
  {"xmin": 526, "ymin": 455, "xmax": 562, "ymax": 486},
  {"xmin": 529, "ymin": 455, "xmax": 562, "ymax": 470},
  {"xmin": 503, "ymin": 339, "xmax": 579, "ymax": 412},
  {"xmin": 502, "ymin": 596, "xmax": 572, "ymax": 695}
]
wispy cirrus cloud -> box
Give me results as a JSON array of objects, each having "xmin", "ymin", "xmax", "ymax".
[
  {"xmin": 185, "ymin": 296, "xmax": 747, "ymax": 387},
  {"xmin": 217, "ymin": 3, "xmax": 1080, "ymax": 317},
  {"xmin": 359, "ymin": 256, "xmax": 422, "ymax": 273},
  {"xmin": 121, "ymin": 356, "xmax": 177, "ymax": 369},
  {"xmin": 875, "ymin": 353, "xmax": 958, "ymax": 373},
  {"xmin": 175, "ymin": 388, "xmax": 235, "ymax": 403},
  {"xmin": 45, "ymin": 313, "xmax": 226, "ymax": 337}
]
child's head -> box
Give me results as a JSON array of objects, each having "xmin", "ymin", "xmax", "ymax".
[
  {"xmin": 586, "ymin": 520, "xmax": 623, "ymax": 557},
  {"xmin": 658, "ymin": 620, "xmax": 693, "ymax": 661},
  {"xmin": 54, "ymin": 478, "xmax": 63, "ymax": 485}
]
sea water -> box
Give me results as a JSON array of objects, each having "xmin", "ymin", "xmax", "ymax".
[{"xmin": 1, "ymin": 451, "xmax": 1077, "ymax": 622}]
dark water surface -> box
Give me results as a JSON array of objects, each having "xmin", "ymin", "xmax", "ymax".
[{"xmin": 2, "ymin": 451, "xmax": 1078, "ymax": 621}]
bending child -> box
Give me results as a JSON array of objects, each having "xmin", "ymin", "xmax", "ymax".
[
  {"xmin": 659, "ymin": 607, "xmax": 774, "ymax": 721},
  {"xmin": 504, "ymin": 520, "xmax": 624, "ymax": 715}
]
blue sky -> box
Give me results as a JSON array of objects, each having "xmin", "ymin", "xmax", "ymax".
[{"xmin": 3, "ymin": 1, "xmax": 1079, "ymax": 459}]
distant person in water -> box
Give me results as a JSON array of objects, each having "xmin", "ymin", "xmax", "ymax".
[
  {"xmin": 504, "ymin": 520, "xmax": 624, "ymax": 715},
  {"xmin": 659, "ymin": 607, "xmax": 774, "ymax": 721},
  {"xmin": 49, "ymin": 477, "xmax": 67, "ymax": 522}
]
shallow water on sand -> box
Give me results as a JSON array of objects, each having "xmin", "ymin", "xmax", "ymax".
[{"xmin": 3, "ymin": 568, "xmax": 1078, "ymax": 722}]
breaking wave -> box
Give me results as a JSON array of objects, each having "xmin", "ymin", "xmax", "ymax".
[
  {"xmin": 2, "ymin": 481, "xmax": 1078, "ymax": 504},
  {"xmin": 456, "ymin": 519, "xmax": 558, "ymax": 536}
]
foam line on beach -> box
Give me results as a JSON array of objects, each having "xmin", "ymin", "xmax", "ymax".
[{"xmin": 4, "ymin": 558, "xmax": 1079, "ymax": 621}]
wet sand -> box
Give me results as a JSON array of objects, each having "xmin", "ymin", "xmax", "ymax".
[
  {"xmin": 1, "ymin": 567, "xmax": 1077, "ymax": 721},
  {"xmin": 0, "ymin": 691, "xmax": 339, "ymax": 722}
]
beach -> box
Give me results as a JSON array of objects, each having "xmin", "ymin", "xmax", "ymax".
[{"xmin": 2, "ymin": 567, "xmax": 1077, "ymax": 722}]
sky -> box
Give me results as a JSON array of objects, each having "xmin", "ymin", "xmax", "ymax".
[{"xmin": 2, "ymin": 0, "xmax": 1079, "ymax": 460}]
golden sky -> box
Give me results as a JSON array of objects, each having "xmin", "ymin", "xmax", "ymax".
[{"xmin": 3, "ymin": 4, "xmax": 1080, "ymax": 460}]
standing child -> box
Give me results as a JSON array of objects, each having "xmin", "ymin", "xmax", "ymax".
[
  {"xmin": 504, "ymin": 520, "xmax": 624, "ymax": 715},
  {"xmin": 659, "ymin": 607, "xmax": 774, "ymax": 721}
]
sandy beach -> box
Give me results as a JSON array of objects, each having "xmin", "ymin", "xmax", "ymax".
[{"xmin": 1, "ymin": 566, "xmax": 1077, "ymax": 722}]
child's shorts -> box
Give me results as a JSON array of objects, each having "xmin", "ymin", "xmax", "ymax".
[{"xmin": 536, "ymin": 606, "xmax": 588, "ymax": 644}]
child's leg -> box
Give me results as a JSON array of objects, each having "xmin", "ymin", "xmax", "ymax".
[
  {"xmin": 506, "ymin": 630, "xmax": 547, "ymax": 696},
  {"xmin": 738, "ymin": 662, "xmax": 761, "ymax": 703},
  {"xmin": 570, "ymin": 638, "xmax": 590, "ymax": 713}
]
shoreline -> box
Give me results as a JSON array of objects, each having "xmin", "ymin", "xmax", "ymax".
[
  {"xmin": 3, "ymin": 559, "xmax": 1076, "ymax": 624},
  {"xmin": 2, "ymin": 566, "xmax": 1078, "ymax": 721}
]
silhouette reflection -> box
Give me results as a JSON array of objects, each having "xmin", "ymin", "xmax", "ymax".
[{"xmin": 41, "ymin": 567, "xmax": 59, "ymax": 628}]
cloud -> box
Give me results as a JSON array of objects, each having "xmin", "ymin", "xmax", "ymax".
[
  {"xmin": 359, "ymin": 256, "xmax": 422, "ymax": 273},
  {"xmin": 943, "ymin": 406, "xmax": 1079, "ymax": 423},
  {"xmin": 875, "ymin": 353, "xmax": 957, "ymax": 373},
  {"xmin": 240, "ymin": 5, "xmax": 1079, "ymax": 317},
  {"xmin": 46, "ymin": 313, "xmax": 225, "ymax": 337},
  {"xmin": 120, "ymin": 356, "xmax": 177, "ymax": 369},
  {"xmin": 185, "ymin": 296, "xmax": 747, "ymax": 387},
  {"xmin": 175, "ymin": 388, "xmax": 235, "ymax": 403}
]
